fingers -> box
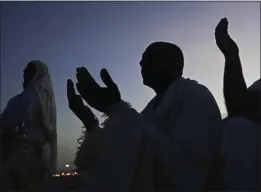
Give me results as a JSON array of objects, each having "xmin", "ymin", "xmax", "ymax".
[
  {"xmin": 220, "ymin": 18, "xmax": 228, "ymax": 31},
  {"xmin": 76, "ymin": 82, "xmax": 85, "ymax": 97},
  {"xmin": 67, "ymin": 79, "xmax": 76, "ymax": 101},
  {"xmin": 67, "ymin": 79, "xmax": 85, "ymax": 111},
  {"xmin": 100, "ymin": 68, "xmax": 118, "ymax": 90},
  {"xmin": 76, "ymin": 81, "xmax": 96, "ymax": 101},
  {"xmin": 217, "ymin": 18, "xmax": 228, "ymax": 28},
  {"xmin": 215, "ymin": 18, "xmax": 228, "ymax": 34},
  {"xmin": 76, "ymin": 67, "xmax": 99, "ymax": 89}
]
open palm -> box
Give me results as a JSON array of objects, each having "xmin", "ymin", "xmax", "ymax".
[
  {"xmin": 67, "ymin": 79, "xmax": 98, "ymax": 131},
  {"xmin": 215, "ymin": 18, "xmax": 239, "ymax": 56},
  {"xmin": 75, "ymin": 67, "xmax": 121, "ymax": 113}
]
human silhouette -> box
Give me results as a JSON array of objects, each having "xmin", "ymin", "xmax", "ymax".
[
  {"xmin": 69, "ymin": 41, "xmax": 222, "ymax": 192},
  {"xmin": 0, "ymin": 60, "xmax": 57, "ymax": 191},
  {"xmin": 215, "ymin": 18, "xmax": 260, "ymax": 190}
]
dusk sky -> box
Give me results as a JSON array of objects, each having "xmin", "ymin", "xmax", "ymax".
[{"xmin": 1, "ymin": 2, "xmax": 260, "ymax": 170}]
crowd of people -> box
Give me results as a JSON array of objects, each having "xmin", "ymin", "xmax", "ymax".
[{"xmin": 0, "ymin": 18, "xmax": 260, "ymax": 191}]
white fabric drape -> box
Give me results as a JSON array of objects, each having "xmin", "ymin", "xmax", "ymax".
[
  {"xmin": 27, "ymin": 60, "xmax": 57, "ymax": 175},
  {"xmin": 82, "ymin": 77, "xmax": 222, "ymax": 192}
]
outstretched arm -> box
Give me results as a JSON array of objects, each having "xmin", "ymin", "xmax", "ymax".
[
  {"xmin": 215, "ymin": 18, "xmax": 247, "ymax": 116},
  {"xmin": 224, "ymin": 54, "xmax": 247, "ymax": 116},
  {"xmin": 67, "ymin": 79, "xmax": 99, "ymax": 132}
]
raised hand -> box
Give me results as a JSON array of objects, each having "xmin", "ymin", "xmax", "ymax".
[
  {"xmin": 67, "ymin": 79, "xmax": 98, "ymax": 131},
  {"xmin": 215, "ymin": 18, "xmax": 239, "ymax": 56},
  {"xmin": 75, "ymin": 67, "xmax": 121, "ymax": 113}
]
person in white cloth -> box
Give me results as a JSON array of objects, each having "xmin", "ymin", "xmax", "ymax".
[
  {"xmin": 68, "ymin": 42, "xmax": 222, "ymax": 192},
  {"xmin": 0, "ymin": 60, "xmax": 57, "ymax": 191},
  {"xmin": 215, "ymin": 18, "xmax": 260, "ymax": 190}
]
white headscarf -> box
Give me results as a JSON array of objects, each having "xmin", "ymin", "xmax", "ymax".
[{"xmin": 26, "ymin": 60, "xmax": 57, "ymax": 175}]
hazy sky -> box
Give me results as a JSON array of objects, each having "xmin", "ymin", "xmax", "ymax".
[{"xmin": 1, "ymin": 2, "xmax": 260, "ymax": 170}]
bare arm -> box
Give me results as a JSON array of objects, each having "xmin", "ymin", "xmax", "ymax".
[
  {"xmin": 224, "ymin": 54, "xmax": 247, "ymax": 116},
  {"xmin": 215, "ymin": 18, "xmax": 247, "ymax": 116}
]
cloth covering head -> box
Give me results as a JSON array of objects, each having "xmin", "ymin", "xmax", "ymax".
[{"xmin": 26, "ymin": 60, "xmax": 57, "ymax": 175}]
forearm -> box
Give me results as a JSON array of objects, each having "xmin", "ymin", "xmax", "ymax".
[
  {"xmin": 224, "ymin": 54, "xmax": 247, "ymax": 115},
  {"xmin": 77, "ymin": 107, "xmax": 99, "ymax": 132}
]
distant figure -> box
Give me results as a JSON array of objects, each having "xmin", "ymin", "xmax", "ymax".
[
  {"xmin": 0, "ymin": 61, "xmax": 57, "ymax": 191},
  {"xmin": 215, "ymin": 18, "xmax": 260, "ymax": 190},
  {"xmin": 69, "ymin": 41, "xmax": 222, "ymax": 191}
]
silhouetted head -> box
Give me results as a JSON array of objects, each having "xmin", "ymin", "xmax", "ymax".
[
  {"xmin": 23, "ymin": 62, "xmax": 37, "ymax": 89},
  {"xmin": 140, "ymin": 42, "xmax": 184, "ymax": 93},
  {"xmin": 23, "ymin": 60, "xmax": 50, "ymax": 89}
]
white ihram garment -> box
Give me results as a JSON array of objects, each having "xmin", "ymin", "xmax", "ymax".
[
  {"xmin": 81, "ymin": 77, "xmax": 222, "ymax": 192},
  {"xmin": 0, "ymin": 60, "xmax": 57, "ymax": 176}
]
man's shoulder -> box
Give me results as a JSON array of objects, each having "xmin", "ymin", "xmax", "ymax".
[
  {"xmin": 182, "ymin": 80, "xmax": 221, "ymax": 117},
  {"xmin": 7, "ymin": 94, "xmax": 22, "ymax": 105},
  {"xmin": 185, "ymin": 80, "xmax": 214, "ymax": 99}
]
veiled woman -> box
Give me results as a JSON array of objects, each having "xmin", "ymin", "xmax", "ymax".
[{"xmin": 0, "ymin": 60, "xmax": 57, "ymax": 191}]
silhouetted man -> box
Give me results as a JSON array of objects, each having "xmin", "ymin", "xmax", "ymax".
[
  {"xmin": 215, "ymin": 18, "xmax": 260, "ymax": 190},
  {"xmin": 0, "ymin": 61, "xmax": 57, "ymax": 191},
  {"xmin": 69, "ymin": 41, "xmax": 222, "ymax": 192}
]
